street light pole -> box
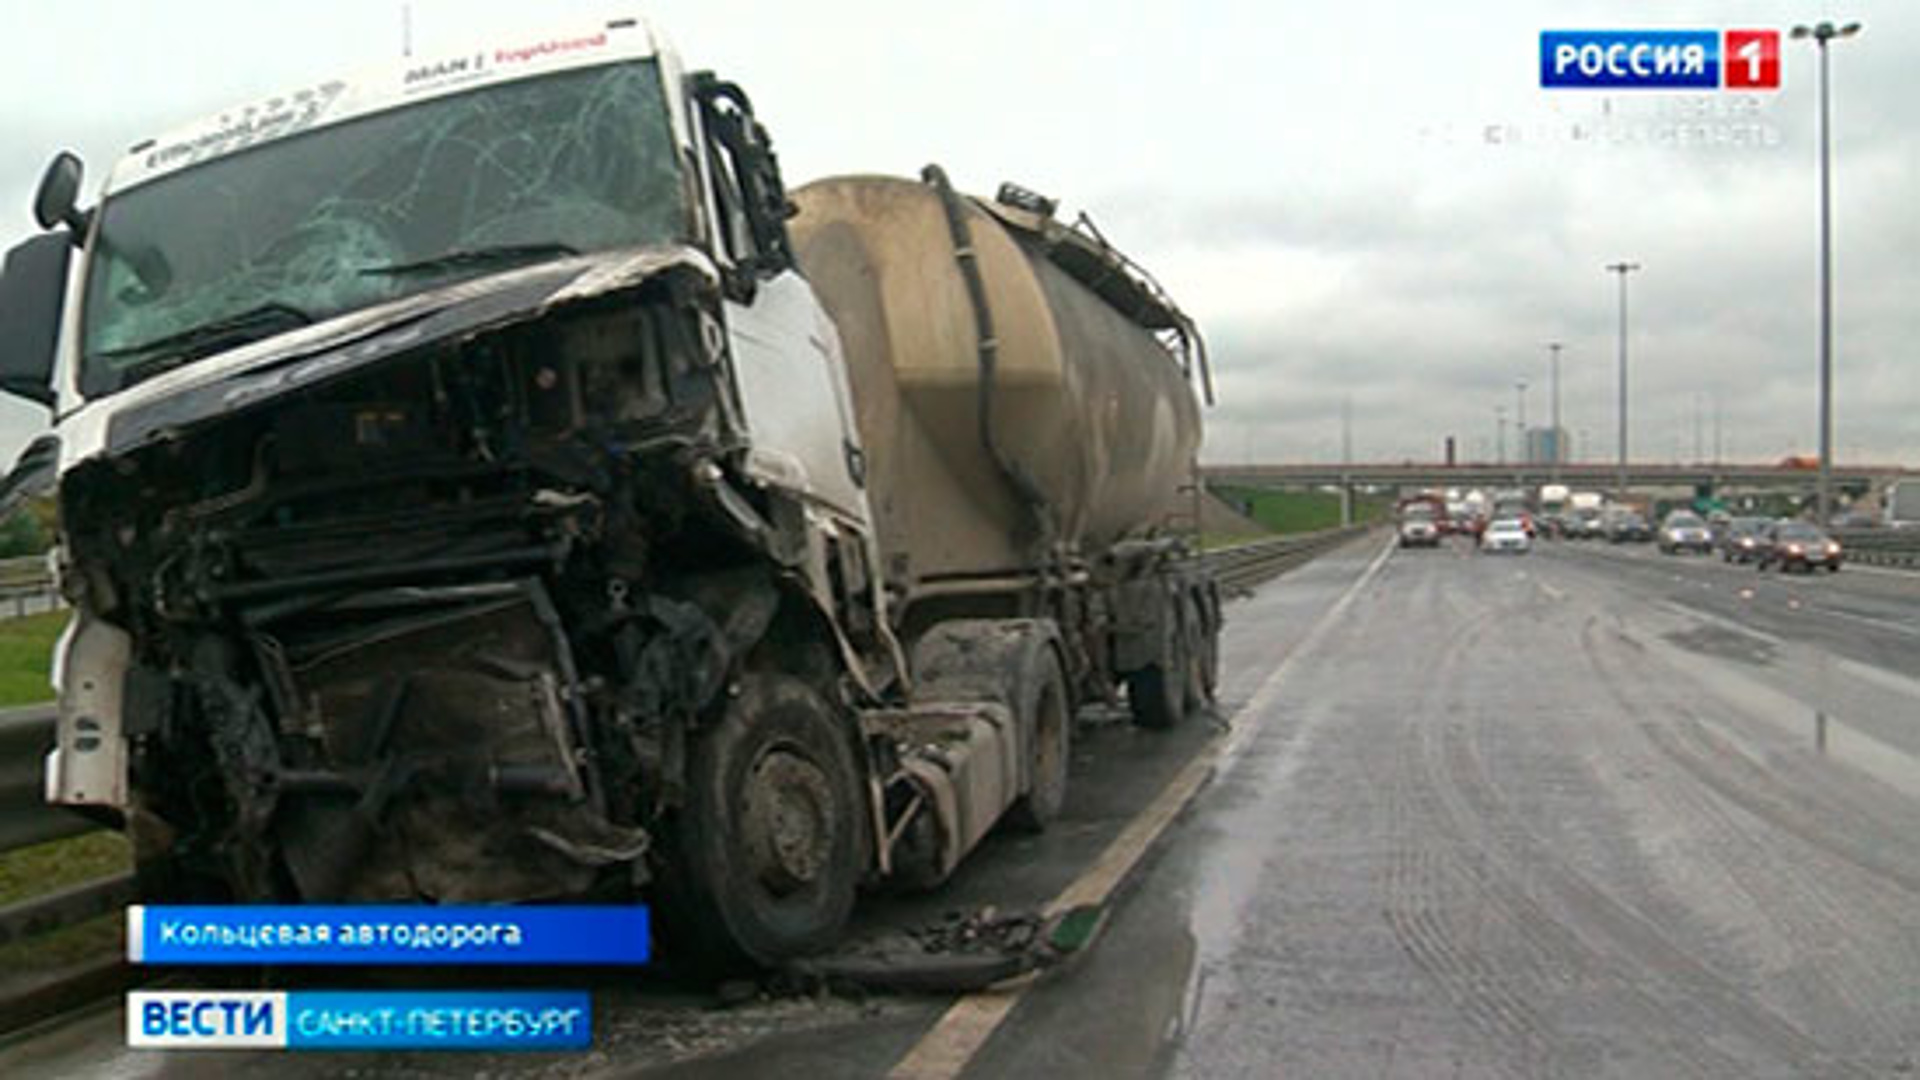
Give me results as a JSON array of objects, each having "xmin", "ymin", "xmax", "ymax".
[
  {"xmin": 1606, "ymin": 262, "xmax": 1640, "ymax": 501},
  {"xmin": 1547, "ymin": 342, "xmax": 1564, "ymax": 475},
  {"xmin": 1495, "ymin": 405, "xmax": 1506, "ymax": 466},
  {"xmin": 1515, "ymin": 379, "xmax": 1528, "ymax": 462},
  {"xmin": 1791, "ymin": 19, "xmax": 1861, "ymax": 527},
  {"xmin": 1339, "ymin": 396, "xmax": 1353, "ymax": 527}
]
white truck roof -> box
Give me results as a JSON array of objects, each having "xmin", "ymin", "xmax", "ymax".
[{"xmin": 104, "ymin": 14, "xmax": 666, "ymax": 196}]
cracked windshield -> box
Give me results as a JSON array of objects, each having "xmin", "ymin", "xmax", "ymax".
[{"xmin": 80, "ymin": 59, "xmax": 684, "ymax": 394}]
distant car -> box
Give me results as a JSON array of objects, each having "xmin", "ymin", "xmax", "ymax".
[
  {"xmin": 1604, "ymin": 512, "xmax": 1651, "ymax": 543},
  {"xmin": 1567, "ymin": 510, "xmax": 1604, "ymax": 540},
  {"xmin": 1718, "ymin": 516, "xmax": 1770, "ymax": 563},
  {"xmin": 1481, "ymin": 517, "xmax": 1531, "ymax": 554},
  {"xmin": 1490, "ymin": 509, "xmax": 1537, "ymax": 538},
  {"xmin": 1757, "ymin": 520, "xmax": 1843, "ymax": 573},
  {"xmin": 1398, "ymin": 509, "xmax": 1442, "ymax": 548},
  {"xmin": 1658, "ymin": 511, "xmax": 1714, "ymax": 555}
]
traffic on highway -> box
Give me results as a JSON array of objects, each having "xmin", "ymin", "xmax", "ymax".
[{"xmin": 1400, "ymin": 482, "xmax": 1874, "ymax": 575}]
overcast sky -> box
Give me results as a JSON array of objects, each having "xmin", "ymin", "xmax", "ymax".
[{"xmin": 2, "ymin": 1, "xmax": 1913, "ymax": 468}]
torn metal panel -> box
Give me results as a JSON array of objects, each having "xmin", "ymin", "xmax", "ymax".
[
  {"xmin": 96, "ymin": 246, "xmax": 718, "ymax": 458},
  {"xmin": 861, "ymin": 700, "xmax": 1019, "ymax": 886}
]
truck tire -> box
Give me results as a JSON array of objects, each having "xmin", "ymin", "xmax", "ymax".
[
  {"xmin": 1127, "ymin": 605, "xmax": 1188, "ymax": 730},
  {"xmin": 1182, "ymin": 587, "xmax": 1219, "ymax": 713},
  {"xmin": 662, "ymin": 673, "xmax": 864, "ymax": 973},
  {"xmin": 1003, "ymin": 643, "xmax": 1071, "ymax": 833},
  {"xmin": 1128, "ymin": 664, "xmax": 1182, "ymax": 729}
]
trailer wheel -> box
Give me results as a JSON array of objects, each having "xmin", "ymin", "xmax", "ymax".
[
  {"xmin": 1128, "ymin": 664, "xmax": 1183, "ymax": 729},
  {"xmin": 1182, "ymin": 589, "xmax": 1219, "ymax": 712},
  {"xmin": 1004, "ymin": 643, "xmax": 1071, "ymax": 832},
  {"xmin": 1127, "ymin": 605, "xmax": 1188, "ymax": 730},
  {"xmin": 663, "ymin": 673, "xmax": 863, "ymax": 973}
]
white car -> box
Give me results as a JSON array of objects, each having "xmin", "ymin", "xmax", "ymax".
[
  {"xmin": 1398, "ymin": 517, "xmax": 1441, "ymax": 548},
  {"xmin": 1658, "ymin": 511, "xmax": 1714, "ymax": 555},
  {"xmin": 1480, "ymin": 518, "xmax": 1531, "ymax": 554}
]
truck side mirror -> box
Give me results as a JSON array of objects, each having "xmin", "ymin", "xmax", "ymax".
[
  {"xmin": 691, "ymin": 75, "xmax": 794, "ymax": 275},
  {"xmin": 34, "ymin": 152, "xmax": 91, "ymax": 239},
  {"xmin": 0, "ymin": 234, "xmax": 73, "ymax": 408}
]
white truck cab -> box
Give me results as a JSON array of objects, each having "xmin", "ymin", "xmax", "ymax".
[{"xmin": 0, "ymin": 16, "xmax": 888, "ymax": 945}]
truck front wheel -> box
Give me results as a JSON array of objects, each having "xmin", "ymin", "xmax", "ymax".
[
  {"xmin": 1003, "ymin": 642, "xmax": 1071, "ymax": 832},
  {"xmin": 663, "ymin": 673, "xmax": 864, "ymax": 973}
]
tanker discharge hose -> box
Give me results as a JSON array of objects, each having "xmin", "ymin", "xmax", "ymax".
[{"xmin": 919, "ymin": 164, "xmax": 1055, "ymax": 557}]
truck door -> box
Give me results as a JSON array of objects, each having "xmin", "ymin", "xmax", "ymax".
[{"xmin": 695, "ymin": 81, "xmax": 868, "ymax": 523}]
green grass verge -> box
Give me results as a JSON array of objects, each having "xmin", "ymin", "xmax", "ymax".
[
  {"xmin": 0, "ymin": 832, "xmax": 130, "ymax": 977},
  {"xmin": 1211, "ymin": 488, "xmax": 1391, "ymax": 535},
  {"xmin": 0, "ymin": 610, "xmax": 63, "ymax": 706},
  {"xmin": 0, "ymin": 831, "xmax": 129, "ymax": 907}
]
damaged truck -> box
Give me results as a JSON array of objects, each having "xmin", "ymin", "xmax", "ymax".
[{"xmin": 0, "ymin": 15, "xmax": 1216, "ymax": 968}]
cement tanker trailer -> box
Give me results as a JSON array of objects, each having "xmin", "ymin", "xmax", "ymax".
[{"xmin": 0, "ymin": 14, "xmax": 1217, "ymax": 970}]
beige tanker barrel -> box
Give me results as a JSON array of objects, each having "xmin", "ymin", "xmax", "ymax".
[{"xmin": 789, "ymin": 175, "xmax": 1201, "ymax": 585}]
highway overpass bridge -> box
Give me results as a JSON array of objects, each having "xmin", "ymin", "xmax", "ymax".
[{"xmin": 1202, "ymin": 461, "xmax": 1917, "ymax": 493}]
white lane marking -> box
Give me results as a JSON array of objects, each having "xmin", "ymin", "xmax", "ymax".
[
  {"xmin": 886, "ymin": 536, "xmax": 1396, "ymax": 1080},
  {"xmin": 1654, "ymin": 600, "xmax": 1786, "ymax": 647},
  {"xmin": 1816, "ymin": 605, "xmax": 1920, "ymax": 640},
  {"xmin": 1845, "ymin": 563, "xmax": 1920, "ymax": 580},
  {"xmin": 1836, "ymin": 657, "xmax": 1920, "ymax": 701},
  {"xmin": 1539, "ymin": 581, "xmax": 1567, "ymax": 601}
]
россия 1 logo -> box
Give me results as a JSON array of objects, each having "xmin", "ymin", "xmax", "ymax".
[{"xmin": 1541, "ymin": 30, "xmax": 1781, "ymax": 90}]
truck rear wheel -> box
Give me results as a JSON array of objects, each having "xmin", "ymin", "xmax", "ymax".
[
  {"xmin": 662, "ymin": 673, "xmax": 864, "ymax": 974},
  {"xmin": 1128, "ymin": 664, "xmax": 1182, "ymax": 729},
  {"xmin": 1183, "ymin": 588, "xmax": 1219, "ymax": 713},
  {"xmin": 1127, "ymin": 612, "xmax": 1189, "ymax": 730}
]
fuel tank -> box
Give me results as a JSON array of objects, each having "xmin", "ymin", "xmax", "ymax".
[{"xmin": 789, "ymin": 175, "xmax": 1202, "ymax": 585}]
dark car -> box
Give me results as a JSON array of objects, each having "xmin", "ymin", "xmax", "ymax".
[
  {"xmin": 1718, "ymin": 516, "xmax": 1770, "ymax": 563},
  {"xmin": 1757, "ymin": 520, "xmax": 1844, "ymax": 573},
  {"xmin": 1605, "ymin": 511, "xmax": 1652, "ymax": 543}
]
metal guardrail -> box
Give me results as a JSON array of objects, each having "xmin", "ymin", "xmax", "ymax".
[
  {"xmin": 0, "ymin": 555, "xmax": 61, "ymax": 620},
  {"xmin": 0, "ymin": 702, "xmax": 131, "ymax": 1037},
  {"xmin": 1199, "ymin": 524, "xmax": 1374, "ymax": 593},
  {"xmin": 1834, "ymin": 528, "xmax": 1920, "ymax": 570},
  {"xmin": 0, "ymin": 584, "xmax": 62, "ymax": 620},
  {"xmin": 0, "ymin": 705, "xmax": 86, "ymax": 851}
]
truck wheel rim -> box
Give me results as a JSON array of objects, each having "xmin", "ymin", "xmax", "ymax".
[{"xmin": 741, "ymin": 747, "xmax": 833, "ymax": 896}]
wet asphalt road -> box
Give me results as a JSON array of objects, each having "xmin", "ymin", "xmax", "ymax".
[
  {"xmin": 985, "ymin": 535, "xmax": 1920, "ymax": 1079},
  {"xmin": 7, "ymin": 533, "xmax": 1920, "ymax": 1077}
]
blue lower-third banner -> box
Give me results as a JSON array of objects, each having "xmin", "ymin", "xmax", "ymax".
[
  {"xmin": 128, "ymin": 990, "xmax": 592, "ymax": 1050},
  {"xmin": 128, "ymin": 904, "xmax": 649, "ymax": 965}
]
